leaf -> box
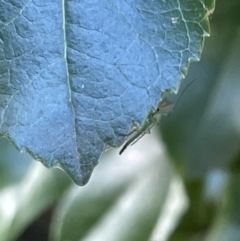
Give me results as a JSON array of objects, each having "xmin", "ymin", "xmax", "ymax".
[
  {"xmin": 161, "ymin": 15, "xmax": 240, "ymax": 180},
  {"xmin": 0, "ymin": 0, "xmax": 214, "ymax": 185},
  {"xmin": 49, "ymin": 132, "xmax": 188, "ymax": 241},
  {"xmin": 204, "ymin": 175, "xmax": 240, "ymax": 241},
  {"xmin": 0, "ymin": 137, "xmax": 32, "ymax": 188},
  {"xmin": 0, "ymin": 162, "xmax": 70, "ymax": 241}
]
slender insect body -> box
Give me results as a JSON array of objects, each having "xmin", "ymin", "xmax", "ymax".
[
  {"xmin": 119, "ymin": 97, "xmax": 173, "ymax": 155},
  {"xmin": 119, "ymin": 78, "xmax": 198, "ymax": 155}
]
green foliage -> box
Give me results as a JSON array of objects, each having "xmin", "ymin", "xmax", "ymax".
[
  {"xmin": 2, "ymin": 1, "xmax": 240, "ymax": 241},
  {"xmin": 0, "ymin": 0, "xmax": 213, "ymax": 185}
]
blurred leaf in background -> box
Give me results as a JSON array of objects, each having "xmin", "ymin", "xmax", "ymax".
[
  {"xmin": 161, "ymin": 0, "xmax": 240, "ymax": 240},
  {"xmin": 1, "ymin": 1, "xmax": 240, "ymax": 241}
]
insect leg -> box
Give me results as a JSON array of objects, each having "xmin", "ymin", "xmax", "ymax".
[
  {"xmin": 119, "ymin": 122, "xmax": 155, "ymax": 155},
  {"xmin": 130, "ymin": 123, "xmax": 155, "ymax": 146},
  {"xmin": 118, "ymin": 129, "xmax": 137, "ymax": 137}
]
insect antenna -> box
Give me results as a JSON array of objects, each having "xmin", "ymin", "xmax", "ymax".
[{"xmin": 169, "ymin": 77, "xmax": 198, "ymax": 115}]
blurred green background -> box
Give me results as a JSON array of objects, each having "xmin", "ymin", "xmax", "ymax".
[{"xmin": 1, "ymin": 1, "xmax": 240, "ymax": 240}]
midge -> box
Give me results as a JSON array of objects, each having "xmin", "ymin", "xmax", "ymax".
[
  {"xmin": 119, "ymin": 78, "xmax": 197, "ymax": 155},
  {"xmin": 119, "ymin": 97, "xmax": 173, "ymax": 155}
]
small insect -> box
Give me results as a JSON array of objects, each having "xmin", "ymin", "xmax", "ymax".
[
  {"xmin": 119, "ymin": 98, "xmax": 173, "ymax": 155},
  {"xmin": 119, "ymin": 78, "xmax": 198, "ymax": 155}
]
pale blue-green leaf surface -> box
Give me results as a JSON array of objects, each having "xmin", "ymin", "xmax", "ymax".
[{"xmin": 0, "ymin": 0, "xmax": 213, "ymax": 185}]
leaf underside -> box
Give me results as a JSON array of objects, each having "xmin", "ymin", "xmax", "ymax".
[{"xmin": 0, "ymin": 0, "xmax": 214, "ymax": 185}]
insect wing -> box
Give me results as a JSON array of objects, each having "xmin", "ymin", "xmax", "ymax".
[{"xmin": 159, "ymin": 97, "xmax": 174, "ymax": 116}]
